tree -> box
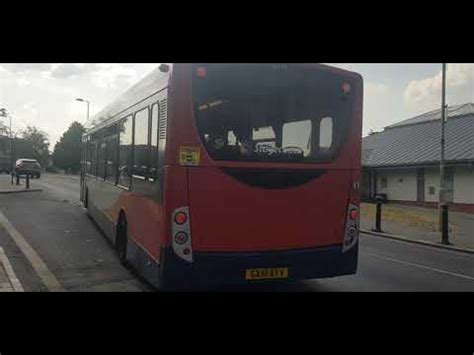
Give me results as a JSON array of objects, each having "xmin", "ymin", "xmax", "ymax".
[
  {"xmin": 0, "ymin": 108, "xmax": 9, "ymax": 137},
  {"xmin": 52, "ymin": 121, "xmax": 85, "ymax": 174},
  {"xmin": 19, "ymin": 126, "xmax": 50, "ymax": 167}
]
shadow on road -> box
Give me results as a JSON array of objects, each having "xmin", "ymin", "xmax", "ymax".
[{"xmin": 163, "ymin": 280, "xmax": 328, "ymax": 292}]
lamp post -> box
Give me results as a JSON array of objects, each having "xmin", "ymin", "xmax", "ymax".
[
  {"xmin": 0, "ymin": 107, "xmax": 13, "ymax": 183},
  {"xmin": 75, "ymin": 98, "xmax": 89, "ymax": 202},
  {"xmin": 76, "ymin": 98, "xmax": 90, "ymax": 121}
]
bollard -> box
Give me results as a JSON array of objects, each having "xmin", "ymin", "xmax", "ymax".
[
  {"xmin": 371, "ymin": 196, "xmax": 383, "ymax": 233},
  {"xmin": 26, "ymin": 173, "xmax": 30, "ymax": 189},
  {"xmin": 441, "ymin": 204, "xmax": 449, "ymax": 245},
  {"xmin": 16, "ymin": 174, "xmax": 20, "ymax": 186}
]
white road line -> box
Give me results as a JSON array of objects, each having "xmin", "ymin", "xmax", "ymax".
[
  {"xmin": 0, "ymin": 247, "xmax": 24, "ymax": 292},
  {"xmin": 362, "ymin": 251, "xmax": 474, "ymax": 282},
  {"xmin": 361, "ymin": 233, "xmax": 474, "ymax": 257},
  {"xmin": 0, "ymin": 211, "xmax": 65, "ymax": 292}
]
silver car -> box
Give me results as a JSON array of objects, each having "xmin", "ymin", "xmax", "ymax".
[{"xmin": 14, "ymin": 159, "xmax": 42, "ymax": 178}]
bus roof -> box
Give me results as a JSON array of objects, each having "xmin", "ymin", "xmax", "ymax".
[
  {"xmin": 84, "ymin": 63, "xmax": 361, "ymax": 135},
  {"xmin": 85, "ymin": 65, "xmax": 171, "ymax": 134}
]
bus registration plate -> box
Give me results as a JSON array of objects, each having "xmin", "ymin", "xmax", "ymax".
[{"xmin": 245, "ymin": 267, "xmax": 289, "ymax": 280}]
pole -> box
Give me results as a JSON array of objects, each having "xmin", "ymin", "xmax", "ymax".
[
  {"xmin": 438, "ymin": 63, "xmax": 449, "ymax": 244},
  {"xmin": 372, "ymin": 196, "xmax": 383, "ymax": 233},
  {"xmin": 10, "ymin": 115, "xmax": 13, "ymax": 185},
  {"xmin": 87, "ymin": 101, "xmax": 90, "ymax": 121}
]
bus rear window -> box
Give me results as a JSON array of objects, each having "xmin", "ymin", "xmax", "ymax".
[{"xmin": 192, "ymin": 64, "xmax": 353, "ymax": 163}]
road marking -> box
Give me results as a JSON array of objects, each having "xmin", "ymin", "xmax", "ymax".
[
  {"xmin": 362, "ymin": 251, "xmax": 474, "ymax": 282},
  {"xmin": 361, "ymin": 232, "xmax": 474, "ymax": 256},
  {"xmin": 0, "ymin": 211, "xmax": 65, "ymax": 292},
  {"xmin": 0, "ymin": 247, "xmax": 24, "ymax": 292}
]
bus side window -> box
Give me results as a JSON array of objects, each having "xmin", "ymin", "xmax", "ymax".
[
  {"xmin": 105, "ymin": 124, "xmax": 119, "ymax": 184},
  {"xmin": 89, "ymin": 140, "xmax": 97, "ymax": 175},
  {"xmin": 157, "ymin": 97, "xmax": 168, "ymax": 171},
  {"xmin": 86, "ymin": 139, "xmax": 93, "ymax": 174},
  {"xmin": 133, "ymin": 107, "xmax": 150, "ymax": 180},
  {"xmin": 98, "ymin": 135, "xmax": 107, "ymax": 179},
  {"xmin": 150, "ymin": 103, "xmax": 159, "ymax": 182},
  {"xmin": 118, "ymin": 116, "xmax": 133, "ymax": 188}
]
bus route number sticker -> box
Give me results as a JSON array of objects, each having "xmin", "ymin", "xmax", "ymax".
[{"xmin": 179, "ymin": 146, "xmax": 201, "ymax": 166}]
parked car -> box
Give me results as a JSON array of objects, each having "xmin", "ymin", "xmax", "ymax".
[
  {"xmin": 14, "ymin": 159, "xmax": 42, "ymax": 178},
  {"xmin": 0, "ymin": 155, "xmax": 12, "ymax": 174}
]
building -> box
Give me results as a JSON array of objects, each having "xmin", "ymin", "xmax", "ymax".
[{"xmin": 362, "ymin": 103, "xmax": 474, "ymax": 212}]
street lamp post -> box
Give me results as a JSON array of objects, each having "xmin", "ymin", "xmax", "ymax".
[
  {"xmin": 76, "ymin": 98, "xmax": 90, "ymax": 121},
  {"xmin": 9, "ymin": 114, "xmax": 12, "ymax": 182},
  {"xmin": 75, "ymin": 98, "xmax": 89, "ymax": 202},
  {"xmin": 0, "ymin": 107, "xmax": 14, "ymax": 184}
]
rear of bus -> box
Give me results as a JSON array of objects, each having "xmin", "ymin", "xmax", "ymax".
[{"xmin": 161, "ymin": 63, "xmax": 363, "ymax": 287}]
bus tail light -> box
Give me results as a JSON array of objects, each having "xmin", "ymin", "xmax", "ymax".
[
  {"xmin": 343, "ymin": 203, "xmax": 359, "ymax": 253},
  {"xmin": 174, "ymin": 212, "xmax": 187, "ymax": 225},
  {"xmin": 196, "ymin": 67, "xmax": 206, "ymax": 78},
  {"xmin": 342, "ymin": 82, "xmax": 352, "ymax": 95},
  {"xmin": 172, "ymin": 207, "xmax": 193, "ymax": 262},
  {"xmin": 349, "ymin": 208, "xmax": 358, "ymax": 220}
]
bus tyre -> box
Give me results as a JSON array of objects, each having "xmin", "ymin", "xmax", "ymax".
[{"xmin": 116, "ymin": 214, "xmax": 129, "ymax": 266}]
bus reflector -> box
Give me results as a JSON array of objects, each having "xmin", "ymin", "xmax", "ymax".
[
  {"xmin": 175, "ymin": 232, "xmax": 189, "ymax": 245},
  {"xmin": 196, "ymin": 67, "xmax": 206, "ymax": 77},
  {"xmin": 349, "ymin": 209, "xmax": 358, "ymax": 220},
  {"xmin": 174, "ymin": 212, "xmax": 187, "ymax": 225}
]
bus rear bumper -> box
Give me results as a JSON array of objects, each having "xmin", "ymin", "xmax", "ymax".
[{"xmin": 161, "ymin": 243, "xmax": 358, "ymax": 288}]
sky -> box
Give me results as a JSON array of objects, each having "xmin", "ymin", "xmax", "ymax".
[{"xmin": 0, "ymin": 63, "xmax": 473, "ymax": 150}]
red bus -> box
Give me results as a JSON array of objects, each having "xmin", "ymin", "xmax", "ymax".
[{"xmin": 81, "ymin": 63, "xmax": 363, "ymax": 289}]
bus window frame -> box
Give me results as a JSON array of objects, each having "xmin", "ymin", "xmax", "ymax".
[
  {"xmin": 117, "ymin": 114, "xmax": 134, "ymax": 191},
  {"xmin": 150, "ymin": 101, "xmax": 160, "ymax": 184},
  {"xmin": 85, "ymin": 136, "xmax": 96, "ymax": 178},
  {"xmin": 94, "ymin": 137, "xmax": 99, "ymax": 177},
  {"xmin": 131, "ymin": 105, "xmax": 151, "ymax": 182},
  {"xmin": 104, "ymin": 123, "xmax": 120, "ymax": 185},
  {"xmin": 98, "ymin": 133, "xmax": 107, "ymax": 181}
]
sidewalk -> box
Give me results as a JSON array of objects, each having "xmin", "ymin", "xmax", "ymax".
[
  {"xmin": 0, "ymin": 175, "xmax": 42, "ymax": 194},
  {"xmin": 360, "ymin": 202, "xmax": 474, "ymax": 251},
  {"xmin": 0, "ymin": 247, "xmax": 23, "ymax": 292}
]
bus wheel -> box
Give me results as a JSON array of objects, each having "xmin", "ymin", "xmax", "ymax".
[{"xmin": 116, "ymin": 213, "xmax": 129, "ymax": 266}]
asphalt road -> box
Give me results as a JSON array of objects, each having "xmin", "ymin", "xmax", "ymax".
[{"xmin": 0, "ymin": 173, "xmax": 473, "ymax": 292}]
